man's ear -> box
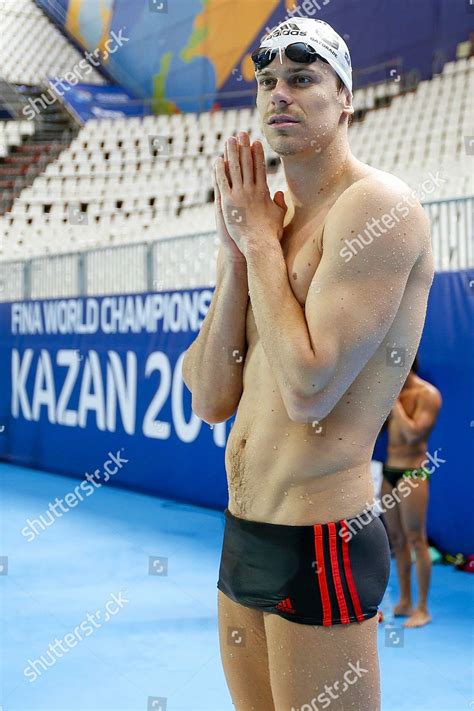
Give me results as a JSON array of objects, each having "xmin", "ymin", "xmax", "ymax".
[
  {"xmin": 338, "ymin": 87, "xmax": 354, "ymax": 123},
  {"xmin": 342, "ymin": 87, "xmax": 354, "ymax": 116}
]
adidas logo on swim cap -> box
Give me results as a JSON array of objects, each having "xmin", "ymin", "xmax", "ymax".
[{"xmin": 266, "ymin": 21, "xmax": 307, "ymax": 40}]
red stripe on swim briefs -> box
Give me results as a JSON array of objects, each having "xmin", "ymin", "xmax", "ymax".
[
  {"xmin": 340, "ymin": 519, "xmax": 365, "ymax": 622},
  {"xmin": 328, "ymin": 522, "xmax": 350, "ymax": 624},
  {"xmin": 313, "ymin": 524, "xmax": 332, "ymax": 626}
]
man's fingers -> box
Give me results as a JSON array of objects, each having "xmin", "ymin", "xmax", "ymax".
[
  {"xmin": 252, "ymin": 140, "xmax": 268, "ymax": 191},
  {"xmin": 226, "ymin": 136, "xmax": 243, "ymax": 186},
  {"xmin": 215, "ymin": 157, "xmax": 230, "ymax": 194},
  {"xmin": 223, "ymin": 141, "xmax": 232, "ymax": 186},
  {"xmin": 237, "ymin": 131, "xmax": 254, "ymax": 185},
  {"xmin": 213, "ymin": 168, "xmax": 222, "ymax": 205}
]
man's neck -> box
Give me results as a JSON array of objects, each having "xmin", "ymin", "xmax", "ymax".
[{"xmin": 282, "ymin": 136, "xmax": 354, "ymax": 215}]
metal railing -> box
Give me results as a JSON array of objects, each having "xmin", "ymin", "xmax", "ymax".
[
  {"xmin": 423, "ymin": 197, "xmax": 474, "ymax": 271},
  {"xmin": 0, "ymin": 197, "xmax": 472, "ymax": 302}
]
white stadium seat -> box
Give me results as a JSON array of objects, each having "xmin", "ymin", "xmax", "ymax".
[
  {"xmin": 0, "ymin": 0, "xmax": 104, "ymax": 86},
  {"xmin": 0, "ymin": 55, "xmax": 472, "ymax": 266}
]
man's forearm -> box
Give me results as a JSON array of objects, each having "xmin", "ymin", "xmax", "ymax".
[
  {"xmin": 244, "ymin": 239, "xmax": 320, "ymax": 416},
  {"xmin": 183, "ymin": 257, "xmax": 249, "ymax": 419},
  {"xmin": 392, "ymin": 406, "xmax": 422, "ymax": 443}
]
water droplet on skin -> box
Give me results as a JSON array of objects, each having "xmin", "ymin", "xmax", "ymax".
[
  {"xmin": 283, "ymin": 490, "xmax": 288, "ymax": 496},
  {"xmin": 273, "ymin": 445, "xmax": 278, "ymax": 450}
]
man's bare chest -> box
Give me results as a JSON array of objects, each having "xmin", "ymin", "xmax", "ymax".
[{"xmin": 245, "ymin": 215, "xmax": 326, "ymax": 344}]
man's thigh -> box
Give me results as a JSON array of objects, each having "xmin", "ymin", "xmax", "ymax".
[
  {"xmin": 398, "ymin": 478, "xmax": 429, "ymax": 535},
  {"xmin": 217, "ymin": 590, "xmax": 275, "ymax": 711},
  {"xmin": 264, "ymin": 612, "xmax": 381, "ymax": 711},
  {"xmin": 381, "ymin": 478, "xmax": 405, "ymax": 545}
]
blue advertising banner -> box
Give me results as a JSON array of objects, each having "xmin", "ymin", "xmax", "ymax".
[
  {"xmin": 0, "ymin": 289, "xmax": 229, "ymax": 509},
  {"xmin": 1, "ymin": 272, "xmax": 473, "ymax": 553},
  {"xmin": 53, "ymin": 82, "xmax": 150, "ymax": 123}
]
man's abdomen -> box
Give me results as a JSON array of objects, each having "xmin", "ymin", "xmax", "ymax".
[{"xmin": 225, "ymin": 408, "xmax": 376, "ymax": 525}]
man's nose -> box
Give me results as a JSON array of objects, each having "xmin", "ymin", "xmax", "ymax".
[{"xmin": 270, "ymin": 81, "xmax": 293, "ymax": 106}]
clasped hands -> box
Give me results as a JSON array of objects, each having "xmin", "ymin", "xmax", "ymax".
[{"xmin": 213, "ymin": 131, "xmax": 288, "ymax": 258}]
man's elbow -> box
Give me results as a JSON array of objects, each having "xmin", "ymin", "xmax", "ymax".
[
  {"xmin": 283, "ymin": 353, "xmax": 340, "ymax": 422},
  {"xmin": 192, "ymin": 402, "xmax": 234, "ymax": 424},
  {"xmin": 286, "ymin": 392, "xmax": 333, "ymax": 424}
]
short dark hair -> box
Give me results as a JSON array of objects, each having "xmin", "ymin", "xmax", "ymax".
[{"xmin": 411, "ymin": 355, "xmax": 419, "ymax": 374}]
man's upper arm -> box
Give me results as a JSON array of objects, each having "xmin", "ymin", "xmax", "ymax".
[{"xmin": 298, "ymin": 176, "xmax": 430, "ymax": 418}]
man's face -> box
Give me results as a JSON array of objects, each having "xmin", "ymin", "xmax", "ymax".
[{"xmin": 255, "ymin": 54, "xmax": 350, "ymax": 156}]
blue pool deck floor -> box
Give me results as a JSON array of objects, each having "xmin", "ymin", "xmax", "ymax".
[{"xmin": 0, "ymin": 463, "xmax": 472, "ymax": 711}]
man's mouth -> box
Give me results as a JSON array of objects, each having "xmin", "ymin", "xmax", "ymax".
[{"xmin": 268, "ymin": 114, "xmax": 300, "ymax": 125}]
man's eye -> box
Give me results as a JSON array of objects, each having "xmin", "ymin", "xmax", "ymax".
[{"xmin": 258, "ymin": 76, "xmax": 312, "ymax": 88}]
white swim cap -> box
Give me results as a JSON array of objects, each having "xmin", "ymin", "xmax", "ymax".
[{"xmin": 258, "ymin": 18, "xmax": 352, "ymax": 94}]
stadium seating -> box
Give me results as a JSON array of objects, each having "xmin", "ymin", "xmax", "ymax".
[
  {"xmin": 0, "ymin": 55, "xmax": 472, "ymax": 264},
  {"xmin": 0, "ymin": 0, "xmax": 104, "ymax": 86},
  {"xmin": 0, "ymin": 119, "xmax": 35, "ymax": 157}
]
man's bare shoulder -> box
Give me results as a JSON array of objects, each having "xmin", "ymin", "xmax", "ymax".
[
  {"xmin": 415, "ymin": 378, "xmax": 443, "ymax": 410},
  {"xmin": 333, "ymin": 167, "xmax": 426, "ymax": 218},
  {"xmin": 324, "ymin": 165, "xmax": 431, "ymax": 253}
]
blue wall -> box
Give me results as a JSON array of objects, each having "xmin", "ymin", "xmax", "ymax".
[
  {"xmin": 1, "ymin": 270, "xmax": 473, "ymax": 554},
  {"xmin": 374, "ymin": 270, "xmax": 474, "ymax": 556},
  {"xmin": 0, "ymin": 290, "xmax": 229, "ymax": 509}
]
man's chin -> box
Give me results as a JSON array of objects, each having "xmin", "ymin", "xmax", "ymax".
[{"xmin": 270, "ymin": 138, "xmax": 304, "ymax": 156}]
